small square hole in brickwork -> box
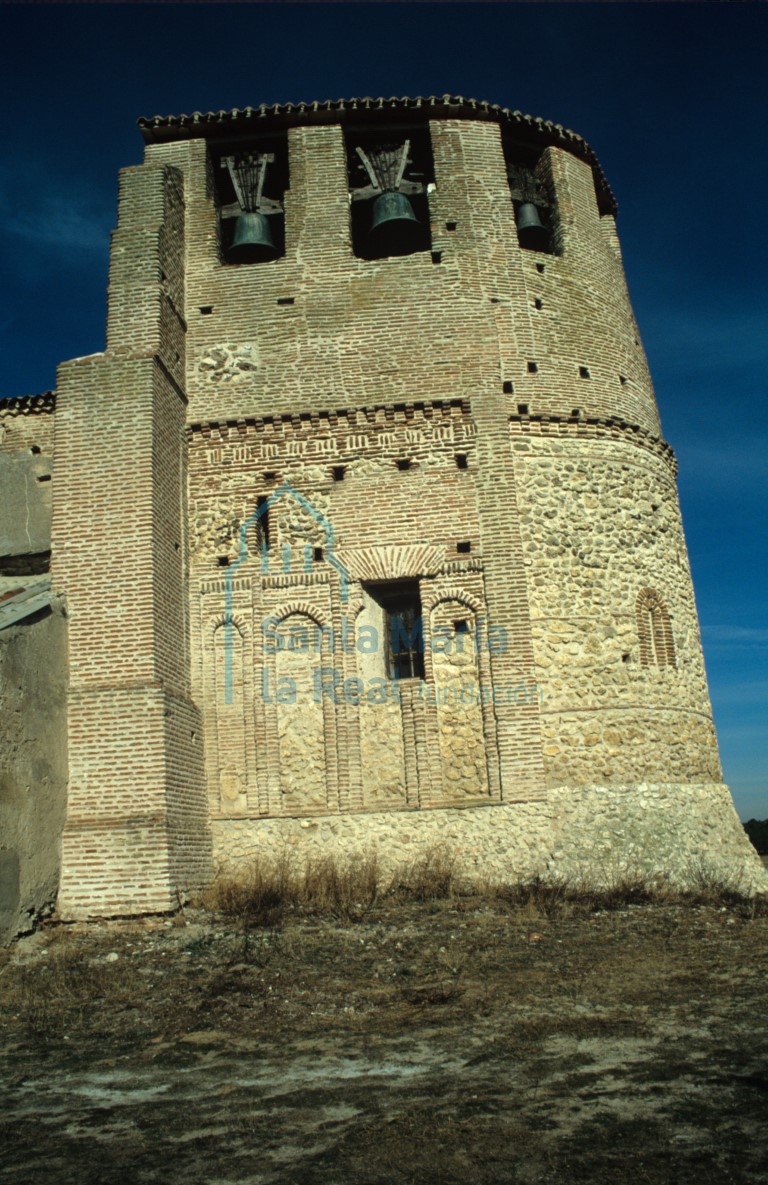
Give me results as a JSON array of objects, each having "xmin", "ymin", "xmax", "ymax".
[
  {"xmin": 571, "ymin": 408, "xmax": 581, "ymax": 418},
  {"xmin": 490, "ymin": 297, "xmax": 500, "ymax": 304},
  {"xmin": 431, "ymin": 251, "xmax": 442, "ymax": 265},
  {"xmin": 36, "ymin": 474, "xmax": 51, "ymax": 483},
  {"xmin": 457, "ymin": 541, "xmax": 471, "ymax": 554},
  {"xmin": 454, "ymin": 619, "xmax": 470, "ymax": 634},
  {"xmin": 579, "ymin": 366, "xmax": 591, "ymax": 379},
  {"xmin": 455, "ymin": 453, "xmax": 468, "ymax": 470},
  {"xmin": 277, "ymin": 297, "xmax": 295, "ymax": 306},
  {"xmin": 622, "ymin": 652, "xmax": 631, "ymax": 663},
  {"xmin": 30, "ymin": 445, "xmax": 41, "ymax": 455},
  {"xmin": 527, "ymin": 361, "xmax": 538, "ymax": 374},
  {"xmin": 313, "ymin": 547, "xmax": 324, "ymax": 562},
  {"xmin": 517, "ymin": 404, "xmax": 529, "ymax": 415},
  {"xmin": 397, "ymin": 459, "xmax": 412, "ymax": 471},
  {"xmin": 503, "ymin": 381, "xmax": 514, "ymax": 394},
  {"xmin": 619, "ymin": 374, "xmax": 628, "ymax": 385},
  {"xmin": 199, "ymin": 306, "xmax": 213, "ymax": 315},
  {"xmin": 332, "ymin": 466, "xmax": 346, "ymax": 482},
  {"xmin": 446, "ymin": 221, "xmax": 457, "ymax": 231},
  {"xmin": 217, "ymin": 556, "xmax": 229, "ymax": 567},
  {"xmin": 534, "ymin": 299, "xmax": 543, "ymax": 310},
  {"xmin": 536, "ymin": 263, "xmax": 545, "ymax": 274},
  {"xmin": 263, "ymin": 471, "xmax": 277, "ymax": 482}
]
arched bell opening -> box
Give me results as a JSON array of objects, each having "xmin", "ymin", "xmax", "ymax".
[
  {"xmin": 506, "ymin": 151, "xmax": 557, "ymax": 255},
  {"xmin": 214, "ymin": 139, "xmax": 288, "ymax": 264},
  {"xmin": 347, "ymin": 130, "xmax": 434, "ymax": 260}
]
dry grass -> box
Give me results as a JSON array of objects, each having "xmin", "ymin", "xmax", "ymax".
[
  {"xmin": 202, "ymin": 847, "xmax": 768, "ymax": 927},
  {"xmin": 2, "ymin": 931, "xmax": 141, "ymax": 1032}
]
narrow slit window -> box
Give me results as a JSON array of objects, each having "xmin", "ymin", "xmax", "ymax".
[{"xmin": 256, "ymin": 495, "xmax": 270, "ymax": 549}]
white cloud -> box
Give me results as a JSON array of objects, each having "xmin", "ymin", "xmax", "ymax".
[
  {"xmin": 703, "ymin": 626, "xmax": 768, "ymax": 645},
  {"xmin": 0, "ymin": 164, "xmax": 111, "ymax": 256},
  {"xmin": 642, "ymin": 307, "xmax": 768, "ymax": 373}
]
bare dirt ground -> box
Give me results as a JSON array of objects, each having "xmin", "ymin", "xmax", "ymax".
[{"xmin": 2, "ymin": 889, "xmax": 768, "ymax": 1184}]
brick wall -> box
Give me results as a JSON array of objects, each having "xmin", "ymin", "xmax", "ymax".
[{"xmin": 53, "ymin": 163, "xmax": 209, "ymax": 919}]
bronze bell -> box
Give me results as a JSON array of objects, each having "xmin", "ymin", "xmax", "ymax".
[
  {"xmin": 516, "ymin": 203, "xmax": 549, "ymax": 251},
  {"xmin": 368, "ymin": 191, "xmax": 424, "ymax": 256},
  {"xmin": 228, "ymin": 212, "xmax": 278, "ymax": 263}
]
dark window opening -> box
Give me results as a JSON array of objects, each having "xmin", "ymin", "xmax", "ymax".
[
  {"xmin": 256, "ymin": 495, "xmax": 270, "ymax": 549},
  {"xmin": 517, "ymin": 403, "xmax": 529, "ymax": 415},
  {"xmin": 200, "ymin": 306, "xmax": 213, "ymax": 315},
  {"xmin": 367, "ymin": 580, "xmax": 425, "ymax": 681},
  {"xmin": 457, "ymin": 541, "xmax": 471, "ymax": 554},
  {"xmin": 217, "ymin": 556, "xmax": 229, "ymax": 567},
  {"xmin": 503, "ymin": 380, "xmax": 514, "ymax": 394},
  {"xmin": 454, "ymin": 619, "xmax": 470, "ymax": 634},
  {"xmin": 30, "ymin": 445, "xmax": 41, "ymax": 455},
  {"xmin": 347, "ymin": 129, "xmax": 434, "ymax": 260},
  {"xmin": 571, "ymin": 408, "xmax": 581, "ymax": 418},
  {"xmin": 536, "ymin": 263, "xmax": 545, "ymax": 274},
  {"xmin": 527, "ymin": 361, "xmax": 538, "ymax": 374},
  {"xmin": 36, "ymin": 474, "xmax": 51, "ymax": 483},
  {"xmin": 396, "ymin": 458, "xmax": 412, "ymax": 471},
  {"xmin": 455, "ymin": 453, "xmax": 468, "ymax": 470},
  {"xmin": 332, "ymin": 466, "xmax": 346, "ymax": 482},
  {"xmin": 579, "ymin": 366, "xmax": 591, "ymax": 379},
  {"xmin": 263, "ymin": 471, "xmax": 277, "ymax": 482},
  {"xmin": 431, "ymin": 251, "xmax": 442, "ymax": 265},
  {"xmin": 446, "ymin": 221, "xmax": 457, "ymax": 231},
  {"xmin": 619, "ymin": 374, "xmax": 628, "ymax": 385},
  {"xmin": 277, "ymin": 297, "xmax": 294, "ymax": 306},
  {"xmin": 313, "ymin": 547, "xmax": 324, "ymax": 562},
  {"xmin": 534, "ymin": 299, "xmax": 543, "ymax": 310}
]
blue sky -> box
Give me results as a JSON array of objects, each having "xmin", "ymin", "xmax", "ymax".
[{"xmin": 1, "ymin": 3, "xmax": 766, "ymax": 819}]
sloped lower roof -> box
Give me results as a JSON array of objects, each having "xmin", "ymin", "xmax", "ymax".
[
  {"xmin": 0, "ymin": 579, "xmax": 52, "ymax": 631},
  {"xmin": 138, "ymin": 94, "xmax": 616, "ymax": 214}
]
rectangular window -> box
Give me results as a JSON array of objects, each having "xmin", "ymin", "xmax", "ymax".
[{"xmin": 366, "ymin": 580, "xmax": 425, "ymax": 680}]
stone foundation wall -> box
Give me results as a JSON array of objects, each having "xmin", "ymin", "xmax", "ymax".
[
  {"xmin": 0, "ymin": 601, "xmax": 68, "ymax": 942},
  {"xmin": 211, "ymin": 783, "xmax": 768, "ymax": 896}
]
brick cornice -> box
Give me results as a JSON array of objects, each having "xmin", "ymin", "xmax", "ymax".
[
  {"xmin": 0, "ymin": 391, "xmax": 55, "ymax": 416},
  {"xmin": 509, "ymin": 413, "xmax": 677, "ymax": 473},
  {"xmin": 187, "ymin": 398, "xmax": 471, "ymax": 440}
]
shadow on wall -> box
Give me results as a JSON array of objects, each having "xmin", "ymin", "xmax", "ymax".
[{"xmin": 0, "ymin": 599, "xmax": 68, "ymax": 943}]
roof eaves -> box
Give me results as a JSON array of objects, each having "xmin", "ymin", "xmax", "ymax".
[{"xmin": 137, "ymin": 95, "xmax": 616, "ymax": 214}]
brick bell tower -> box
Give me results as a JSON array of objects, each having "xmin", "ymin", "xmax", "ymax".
[{"xmin": 50, "ymin": 96, "xmax": 764, "ymax": 917}]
